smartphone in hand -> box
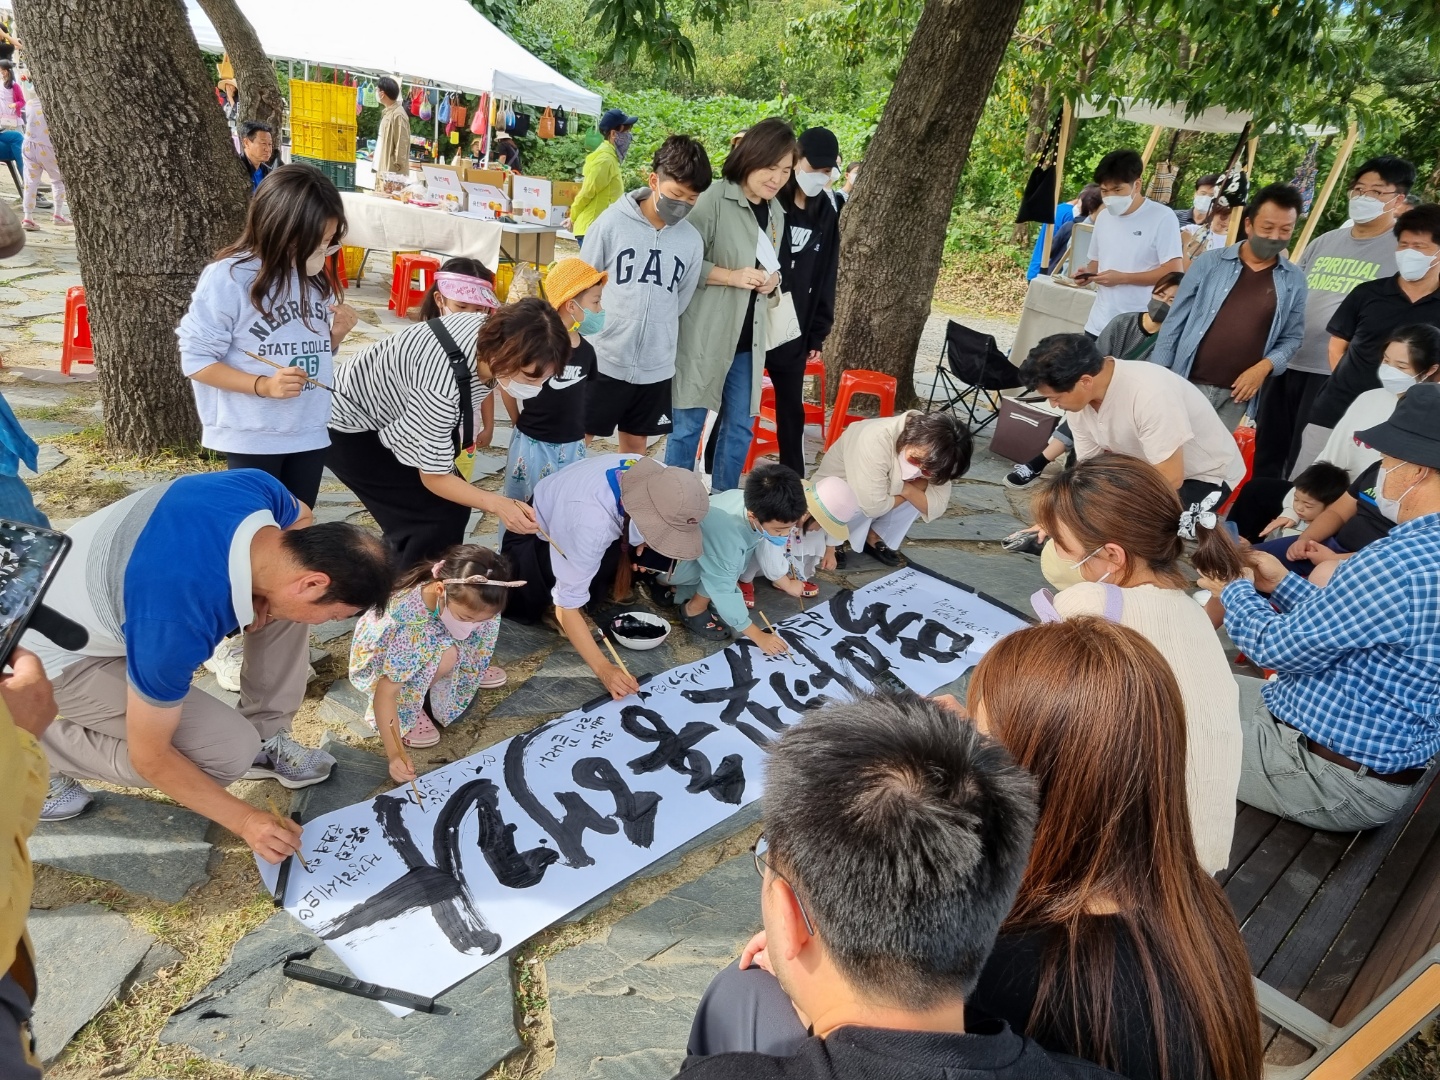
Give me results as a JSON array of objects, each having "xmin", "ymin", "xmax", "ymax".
[{"xmin": 0, "ymin": 519, "xmax": 72, "ymax": 665}]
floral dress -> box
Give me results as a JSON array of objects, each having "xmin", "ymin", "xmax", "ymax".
[{"xmin": 349, "ymin": 586, "xmax": 500, "ymax": 737}]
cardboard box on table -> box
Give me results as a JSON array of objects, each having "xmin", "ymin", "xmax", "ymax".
[
  {"xmin": 511, "ymin": 177, "xmax": 555, "ymax": 225},
  {"xmin": 461, "ymin": 167, "xmax": 512, "ymax": 196},
  {"xmin": 500, "ymin": 229, "xmax": 556, "ymax": 266},
  {"xmin": 552, "ymin": 180, "xmax": 581, "ymax": 207}
]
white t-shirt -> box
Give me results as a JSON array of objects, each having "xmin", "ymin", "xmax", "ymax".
[
  {"xmin": 531, "ymin": 453, "xmax": 636, "ymax": 610},
  {"xmin": 1085, "ymin": 198, "xmax": 1183, "ymax": 334},
  {"xmin": 1068, "ymin": 359, "xmax": 1246, "ymax": 489}
]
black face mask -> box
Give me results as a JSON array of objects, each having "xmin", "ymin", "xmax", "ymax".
[{"xmin": 1147, "ymin": 298, "xmax": 1171, "ymax": 323}]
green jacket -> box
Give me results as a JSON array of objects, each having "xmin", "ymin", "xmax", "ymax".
[
  {"xmin": 674, "ymin": 180, "xmax": 785, "ymax": 415},
  {"xmin": 669, "ymin": 488, "xmax": 761, "ymax": 633},
  {"xmin": 570, "ymin": 141, "xmax": 622, "ymax": 237}
]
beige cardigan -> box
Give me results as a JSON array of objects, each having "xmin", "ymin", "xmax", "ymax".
[
  {"xmin": 374, "ymin": 103, "xmax": 412, "ymax": 181},
  {"xmin": 1054, "ymin": 581, "xmax": 1242, "ymax": 874},
  {"xmin": 813, "ymin": 412, "xmax": 950, "ymax": 522}
]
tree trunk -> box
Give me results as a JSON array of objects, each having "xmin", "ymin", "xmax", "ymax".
[
  {"xmin": 828, "ymin": 0, "xmax": 1026, "ymax": 410},
  {"xmin": 196, "ymin": 0, "xmax": 286, "ymax": 134},
  {"xmin": 17, "ymin": 0, "xmax": 249, "ymax": 454},
  {"xmin": 1010, "ymin": 81, "xmax": 1052, "ymax": 245}
]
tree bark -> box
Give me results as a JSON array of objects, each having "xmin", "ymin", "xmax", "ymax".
[
  {"xmin": 1011, "ymin": 81, "xmax": 1052, "ymax": 245},
  {"xmin": 17, "ymin": 0, "xmax": 249, "ymax": 454},
  {"xmin": 196, "ymin": 0, "xmax": 286, "ymax": 134},
  {"xmin": 829, "ymin": 0, "xmax": 1026, "ymax": 410}
]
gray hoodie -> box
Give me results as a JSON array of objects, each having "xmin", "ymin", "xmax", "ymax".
[{"xmin": 581, "ymin": 189, "xmax": 704, "ymax": 386}]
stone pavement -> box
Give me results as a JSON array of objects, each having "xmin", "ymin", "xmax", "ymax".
[{"xmin": 9, "ymin": 222, "xmax": 1062, "ymax": 1077}]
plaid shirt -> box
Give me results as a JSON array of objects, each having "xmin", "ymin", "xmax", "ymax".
[{"xmin": 1222, "ymin": 512, "xmax": 1440, "ymax": 772}]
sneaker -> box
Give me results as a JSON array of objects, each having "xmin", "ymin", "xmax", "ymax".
[
  {"xmin": 35, "ymin": 194, "xmax": 52, "ymax": 210},
  {"xmin": 739, "ymin": 581, "xmax": 756, "ymax": 608},
  {"xmin": 479, "ymin": 664, "xmax": 508, "ymax": 689},
  {"xmin": 20, "ymin": 218, "xmax": 36, "ymax": 232},
  {"xmin": 403, "ymin": 711, "xmax": 441, "ymax": 749},
  {"xmin": 52, "ymin": 213, "xmax": 72, "ymax": 226},
  {"xmin": 204, "ymin": 638, "xmax": 244, "ymax": 692},
  {"xmin": 41, "ymin": 776, "xmax": 93, "ymax": 821},
  {"xmin": 243, "ymin": 732, "xmax": 335, "ymax": 788},
  {"xmin": 1004, "ymin": 462, "xmax": 1039, "ymax": 488}
]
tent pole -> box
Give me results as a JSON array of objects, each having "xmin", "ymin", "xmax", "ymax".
[
  {"xmin": 1140, "ymin": 124, "xmax": 1164, "ymax": 168},
  {"xmin": 1293, "ymin": 121, "xmax": 1359, "ymax": 261},
  {"xmin": 1041, "ymin": 98, "xmax": 1073, "ymax": 272}
]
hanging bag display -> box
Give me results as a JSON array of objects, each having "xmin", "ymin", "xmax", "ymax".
[
  {"xmin": 554, "ymin": 106, "xmax": 568, "ymax": 136},
  {"xmin": 438, "ymin": 95, "xmax": 451, "ymax": 125},
  {"xmin": 409, "ymin": 86, "xmax": 425, "ymax": 116},
  {"xmin": 451, "ymin": 100, "xmax": 468, "ymax": 130},
  {"xmin": 362, "ymin": 81, "xmax": 379, "ymax": 108},
  {"xmin": 470, "ymin": 93, "xmax": 489, "ymax": 136},
  {"xmin": 507, "ymin": 109, "xmax": 531, "ymax": 137},
  {"xmin": 420, "ymin": 89, "xmax": 435, "ymax": 122},
  {"xmin": 1015, "ymin": 111, "xmax": 1064, "ymax": 225},
  {"xmin": 538, "ymin": 107, "xmax": 555, "ymax": 140}
]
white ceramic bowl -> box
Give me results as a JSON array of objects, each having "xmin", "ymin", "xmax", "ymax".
[{"xmin": 610, "ymin": 610, "xmax": 671, "ymax": 651}]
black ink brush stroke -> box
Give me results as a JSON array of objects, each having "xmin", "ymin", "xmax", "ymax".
[
  {"xmin": 573, "ymin": 757, "xmax": 661, "ymax": 847},
  {"xmin": 827, "ymin": 589, "xmax": 974, "ymax": 663},
  {"xmin": 622, "ymin": 705, "xmax": 746, "ymax": 803},
  {"xmin": 440, "ymin": 777, "xmax": 559, "ymax": 889}
]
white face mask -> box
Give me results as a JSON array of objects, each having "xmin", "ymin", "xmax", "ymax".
[
  {"xmin": 796, "ymin": 170, "xmax": 829, "ymax": 197},
  {"xmin": 1071, "ymin": 546, "xmax": 1114, "ymax": 584},
  {"xmin": 1375, "ymin": 462, "xmax": 1426, "ymax": 523},
  {"xmin": 1192, "ymin": 194, "xmax": 1213, "ymax": 214},
  {"xmin": 897, "ymin": 455, "xmax": 924, "ymax": 481},
  {"xmin": 1378, "ymin": 365, "xmax": 1418, "ymax": 395},
  {"xmin": 502, "ymin": 377, "xmax": 543, "ymax": 401},
  {"xmin": 304, "ymin": 250, "xmax": 328, "ymax": 277},
  {"xmin": 1395, "ymin": 249, "xmax": 1438, "ymax": 282},
  {"xmin": 1102, "ymin": 193, "xmax": 1134, "ymax": 215},
  {"xmin": 1348, "ymin": 195, "xmax": 1389, "ymax": 224}
]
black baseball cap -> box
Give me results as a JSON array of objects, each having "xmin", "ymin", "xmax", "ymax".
[
  {"xmin": 1356, "ymin": 383, "xmax": 1440, "ymax": 469},
  {"xmin": 598, "ymin": 108, "xmax": 638, "ymax": 133},
  {"xmin": 798, "ymin": 127, "xmax": 841, "ymax": 171}
]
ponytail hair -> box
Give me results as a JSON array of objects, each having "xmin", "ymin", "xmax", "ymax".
[
  {"xmin": 393, "ymin": 544, "xmax": 513, "ymax": 617},
  {"xmin": 1032, "ymin": 453, "xmax": 1244, "ymax": 587}
]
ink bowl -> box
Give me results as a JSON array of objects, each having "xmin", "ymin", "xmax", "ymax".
[{"xmin": 610, "ymin": 610, "xmax": 671, "ymax": 651}]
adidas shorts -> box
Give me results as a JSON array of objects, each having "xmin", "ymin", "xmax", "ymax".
[{"xmin": 585, "ymin": 371, "xmax": 674, "ymax": 438}]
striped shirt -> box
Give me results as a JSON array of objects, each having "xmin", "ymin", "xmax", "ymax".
[
  {"xmin": 1222, "ymin": 512, "xmax": 1440, "ymax": 771},
  {"xmin": 330, "ymin": 313, "xmax": 492, "ymax": 474}
]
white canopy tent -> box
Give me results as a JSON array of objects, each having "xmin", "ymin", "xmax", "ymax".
[
  {"xmin": 185, "ymin": 0, "xmax": 601, "ymax": 114},
  {"xmin": 1074, "ymin": 98, "xmax": 1340, "ymax": 139}
]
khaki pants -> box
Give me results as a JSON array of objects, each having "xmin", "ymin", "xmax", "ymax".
[{"xmin": 41, "ymin": 619, "xmax": 310, "ymax": 788}]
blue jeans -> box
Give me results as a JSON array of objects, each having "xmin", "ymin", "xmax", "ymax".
[
  {"xmin": 666, "ymin": 350, "xmax": 753, "ymax": 491},
  {"xmin": 1255, "ymin": 534, "xmax": 1344, "ymax": 577}
]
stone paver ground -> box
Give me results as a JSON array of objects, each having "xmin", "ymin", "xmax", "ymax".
[{"xmin": 8, "ymin": 219, "xmax": 1062, "ymax": 1079}]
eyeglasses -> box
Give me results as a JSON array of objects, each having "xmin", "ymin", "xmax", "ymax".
[
  {"xmin": 753, "ymin": 834, "xmax": 816, "ymax": 937},
  {"xmin": 906, "ymin": 454, "xmax": 936, "ymax": 479},
  {"xmin": 1350, "ymin": 185, "xmax": 1399, "ymax": 199}
]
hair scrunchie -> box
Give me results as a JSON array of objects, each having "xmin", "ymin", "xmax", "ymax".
[{"xmin": 1177, "ymin": 490, "xmax": 1222, "ymax": 541}]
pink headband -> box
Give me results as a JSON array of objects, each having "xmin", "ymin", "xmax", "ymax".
[
  {"xmin": 432, "ymin": 561, "xmax": 526, "ymax": 588},
  {"xmin": 435, "ymin": 272, "xmax": 500, "ymax": 310}
]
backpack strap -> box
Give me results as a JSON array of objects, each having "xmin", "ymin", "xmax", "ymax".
[
  {"xmin": 1031, "ymin": 583, "xmax": 1125, "ymax": 624},
  {"xmin": 1097, "ymin": 581, "xmax": 1125, "ymax": 622},
  {"xmin": 425, "ymin": 317, "xmax": 473, "ymax": 452}
]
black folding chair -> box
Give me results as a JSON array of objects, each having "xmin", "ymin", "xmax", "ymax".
[{"xmin": 925, "ymin": 320, "xmax": 1022, "ymax": 433}]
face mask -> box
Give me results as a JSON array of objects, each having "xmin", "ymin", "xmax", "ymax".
[
  {"xmin": 763, "ymin": 531, "xmax": 789, "ymax": 547},
  {"xmin": 1147, "ymin": 298, "xmax": 1171, "ymax": 323},
  {"xmin": 304, "ymin": 250, "xmax": 328, "ymax": 277},
  {"xmin": 1378, "ymin": 365, "xmax": 1418, "ymax": 394},
  {"xmin": 614, "ymin": 131, "xmax": 633, "ymax": 161},
  {"xmin": 573, "ymin": 306, "xmax": 605, "ymax": 336},
  {"xmin": 1192, "ymin": 194, "xmax": 1213, "ymax": 214},
  {"xmin": 502, "ymin": 377, "xmax": 543, "ymax": 401},
  {"xmin": 653, "ymin": 191, "xmax": 693, "ymax": 227},
  {"xmin": 1071, "ymin": 546, "xmax": 1113, "ymax": 584},
  {"xmin": 1348, "ymin": 195, "xmax": 1388, "ymax": 224},
  {"xmin": 1248, "ymin": 236, "xmax": 1289, "ymax": 261},
  {"xmin": 1375, "ymin": 463, "xmax": 1426, "ymax": 522},
  {"xmin": 1395, "ymin": 249, "xmax": 1438, "ymax": 282},
  {"xmin": 1102, "ymin": 193, "xmax": 1133, "ymax": 215},
  {"xmin": 796, "ymin": 170, "xmax": 829, "ymax": 197},
  {"xmin": 437, "ymin": 600, "xmax": 482, "ymax": 640},
  {"xmin": 898, "ymin": 456, "xmax": 924, "ymax": 481}
]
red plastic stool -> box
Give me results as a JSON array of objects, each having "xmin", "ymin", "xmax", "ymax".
[
  {"xmin": 824, "ymin": 369, "xmax": 897, "ymax": 449},
  {"xmin": 61, "ymin": 285, "xmax": 94, "ymax": 376},
  {"xmin": 328, "ymin": 248, "xmax": 347, "ymax": 289},
  {"xmin": 1219, "ymin": 425, "xmax": 1256, "ymax": 515},
  {"xmin": 389, "ymin": 253, "xmax": 441, "ymax": 319}
]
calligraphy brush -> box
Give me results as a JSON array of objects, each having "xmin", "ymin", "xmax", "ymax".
[
  {"xmin": 243, "ymin": 350, "xmax": 360, "ymax": 407},
  {"xmin": 537, "ymin": 525, "xmax": 568, "ymax": 559},
  {"xmin": 601, "ymin": 632, "xmax": 634, "ymax": 681},
  {"xmin": 265, "ymin": 795, "xmax": 311, "ymax": 871},
  {"xmin": 758, "ymin": 609, "xmax": 800, "ymax": 665},
  {"xmin": 387, "ymin": 714, "xmax": 426, "ymax": 807}
]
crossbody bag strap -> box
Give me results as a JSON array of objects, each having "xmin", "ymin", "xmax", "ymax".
[{"xmin": 426, "ymin": 317, "xmax": 474, "ymax": 452}]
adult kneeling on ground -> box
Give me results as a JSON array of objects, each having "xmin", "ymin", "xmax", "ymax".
[
  {"xmin": 30, "ymin": 471, "xmax": 393, "ymax": 864},
  {"xmin": 812, "ymin": 410, "xmax": 972, "ymax": 567},
  {"xmin": 680, "ymin": 693, "xmax": 1123, "ymax": 1080},
  {"xmin": 1198, "ymin": 383, "xmax": 1440, "ymax": 831}
]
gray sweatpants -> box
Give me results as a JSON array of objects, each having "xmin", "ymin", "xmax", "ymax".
[
  {"xmin": 1235, "ymin": 675, "xmax": 1416, "ymax": 832},
  {"xmin": 687, "ymin": 960, "xmax": 809, "ymax": 1059},
  {"xmin": 41, "ymin": 619, "xmax": 310, "ymax": 788}
]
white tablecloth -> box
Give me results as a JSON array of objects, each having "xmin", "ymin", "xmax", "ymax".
[
  {"xmin": 340, "ymin": 192, "xmax": 503, "ymax": 269},
  {"xmin": 1010, "ymin": 275, "xmax": 1098, "ymax": 365}
]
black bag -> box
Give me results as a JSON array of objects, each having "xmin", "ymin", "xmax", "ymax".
[
  {"xmin": 554, "ymin": 106, "xmax": 568, "ymax": 136},
  {"xmin": 1015, "ymin": 112, "xmax": 1064, "ymax": 225},
  {"xmin": 507, "ymin": 110, "xmax": 532, "ymax": 137},
  {"xmin": 990, "ymin": 396, "xmax": 1061, "ymax": 463}
]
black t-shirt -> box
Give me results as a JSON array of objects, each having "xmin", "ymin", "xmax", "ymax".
[
  {"xmin": 1335, "ymin": 460, "xmax": 1395, "ymax": 552},
  {"xmin": 678, "ymin": 1021, "xmax": 1123, "ymax": 1080},
  {"xmin": 737, "ymin": 200, "xmax": 772, "ymax": 355},
  {"xmin": 515, "ymin": 337, "xmax": 595, "ymax": 444},
  {"xmin": 1308, "ymin": 276, "xmax": 1440, "ymax": 428},
  {"xmin": 969, "ymin": 921, "xmax": 1213, "ymax": 1080}
]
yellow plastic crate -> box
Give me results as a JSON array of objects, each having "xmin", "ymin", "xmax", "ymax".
[
  {"xmin": 288, "ymin": 80, "xmax": 357, "ymax": 126},
  {"xmin": 321, "ymin": 123, "xmax": 356, "ymax": 163}
]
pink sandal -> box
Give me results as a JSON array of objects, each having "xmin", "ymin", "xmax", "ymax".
[
  {"xmin": 479, "ymin": 664, "xmax": 508, "ymax": 689},
  {"xmin": 402, "ymin": 710, "xmax": 441, "ymax": 748}
]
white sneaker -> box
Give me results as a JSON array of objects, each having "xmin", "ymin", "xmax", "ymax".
[
  {"xmin": 243, "ymin": 731, "xmax": 335, "ymax": 788},
  {"xmin": 204, "ymin": 638, "xmax": 243, "ymax": 692},
  {"xmin": 41, "ymin": 776, "xmax": 94, "ymax": 821}
]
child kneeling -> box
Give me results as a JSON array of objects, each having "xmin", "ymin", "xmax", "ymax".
[
  {"xmin": 739, "ymin": 477, "xmax": 857, "ymax": 607},
  {"xmin": 350, "ymin": 545, "xmax": 518, "ymax": 782}
]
